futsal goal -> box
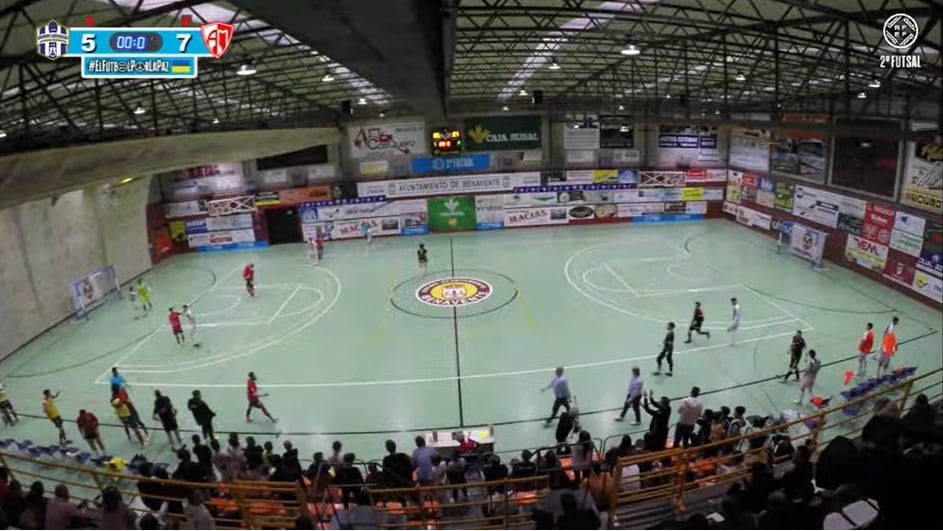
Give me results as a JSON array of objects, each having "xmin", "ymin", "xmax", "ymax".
[
  {"xmin": 774, "ymin": 220, "xmax": 826, "ymax": 269},
  {"xmin": 68, "ymin": 265, "xmax": 121, "ymax": 320}
]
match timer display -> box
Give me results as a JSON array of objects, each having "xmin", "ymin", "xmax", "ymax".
[
  {"xmin": 432, "ymin": 128, "xmax": 463, "ymax": 156},
  {"xmin": 36, "ymin": 20, "xmax": 233, "ymax": 79}
]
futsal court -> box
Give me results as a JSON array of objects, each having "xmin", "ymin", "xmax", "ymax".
[{"xmin": 1, "ymin": 219, "xmax": 940, "ymax": 467}]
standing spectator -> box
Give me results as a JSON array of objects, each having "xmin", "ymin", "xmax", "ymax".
[
  {"xmin": 211, "ymin": 439, "xmax": 235, "ymax": 483},
  {"xmin": 172, "ymin": 449, "xmax": 204, "ymax": 483},
  {"xmin": 643, "ymin": 392, "xmax": 671, "ymax": 450},
  {"xmin": 328, "ymin": 440, "xmax": 344, "ymax": 470},
  {"xmin": 675, "ymin": 386, "xmax": 702, "ymax": 449},
  {"xmin": 154, "ymin": 390, "xmax": 183, "ymax": 449},
  {"xmin": 335, "ymin": 453, "xmax": 365, "ymax": 509},
  {"xmin": 412, "ymin": 436, "xmax": 437, "ymax": 486},
  {"xmin": 727, "ymin": 406, "xmax": 747, "ymax": 453},
  {"xmin": 511, "ymin": 450, "xmax": 538, "ymax": 479},
  {"xmin": 96, "ymin": 486, "xmax": 136, "ymax": 529},
  {"xmin": 282, "ymin": 441, "xmax": 303, "ymax": 478},
  {"xmin": 570, "ymin": 430, "xmax": 594, "ymax": 482},
  {"xmin": 190, "ymin": 434, "xmax": 214, "ymax": 481},
  {"xmin": 542, "ymin": 366, "xmax": 571, "ymax": 424},
  {"xmin": 2, "ymin": 480, "xmax": 25, "ymax": 528},
  {"xmin": 45, "ymin": 484, "xmax": 88, "ymax": 529},
  {"xmin": 902, "ymin": 394, "xmax": 937, "ymax": 432},
  {"xmin": 555, "ymin": 491, "xmax": 601, "ymax": 529},
  {"xmin": 187, "ymin": 390, "xmax": 216, "ymax": 441},
  {"xmin": 76, "ymin": 409, "xmax": 106, "ymax": 455},
  {"xmin": 616, "ymin": 366, "xmax": 644, "ymax": 424},
  {"xmin": 555, "ymin": 408, "xmax": 580, "ymax": 454},
  {"xmin": 382, "ymin": 440, "xmax": 414, "ymax": 488}
]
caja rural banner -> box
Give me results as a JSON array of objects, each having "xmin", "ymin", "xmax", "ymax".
[
  {"xmin": 503, "ymin": 207, "xmax": 568, "ymax": 227},
  {"xmin": 845, "ymin": 235, "xmax": 889, "ymax": 272},
  {"xmin": 347, "ymin": 122, "xmax": 426, "ymax": 159},
  {"xmin": 890, "ymin": 211, "xmax": 926, "ymax": 257},
  {"xmin": 861, "ymin": 203, "xmax": 895, "ymax": 246},
  {"xmin": 917, "ymin": 219, "xmax": 942, "ymax": 277},
  {"xmin": 899, "ymin": 128, "xmax": 942, "ymax": 213},
  {"xmin": 651, "ymin": 125, "xmax": 724, "ymax": 167},
  {"xmin": 792, "ymin": 185, "xmax": 839, "ymax": 228},
  {"xmin": 789, "ymin": 223, "xmax": 827, "ymax": 264},
  {"xmin": 475, "ymin": 196, "xmax": 504, "ymax": 230},
  {"xmin": 463, "ymin": 115, "xmax": 542, "ymax": 152},
  {"xmin": 427, "ymin": 197, "xmax": 477, "ymax": 232},
  {"xmin": 357, "ymin": 172, "xmax": 540, "ymax": 198},
  {"xmin": 729, "ymin": 128, "xmax": 772, "ymax": 173},
  {"xmin": 912, "ymin": 270, "xmax": 943, "ymax": 303}
]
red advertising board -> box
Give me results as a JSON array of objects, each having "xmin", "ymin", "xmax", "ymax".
[
  {"xmin": 862, "ymin": 202, "xmax": 895, "ymax": 245},
  {"xmin": 685, "ymin": 169, "xmax": 707, "ymax": 181},
  {"xmin": 741, "ymin": 172, "xmax": 758, "ymax": 189},
  {"xmin": 883, "ymin": 257, "xmax": 916, "ymax": 286}
]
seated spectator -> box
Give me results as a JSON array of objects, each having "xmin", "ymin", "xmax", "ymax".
[
  {"xmin": 184, "ymin": 490, "xmax": 215, "ymax": 529},
  {"xmin": 211, "ymin": 439, "xmax": 235, "ymax": 483},
  {"xmin": 173, "ymin": 448, "xmax": 204, "ymax": 483},
  {"xmin": 482, "ymin": 454, "xmax": 509, "ymax": 493},
  {"xmin": 736, "ymin": 462, "xmax": 774, "ymax": 513},
  {"xmin": 510, "ymin": 449, "xmax": 538, "ymax": 479},
  {"xmin": 45, "ymin": 484, "xmax": 89, "ymax": 529},
  {"xmin": 96, "ymin": 485, "xmax": 135, "ymax": 529},
  {"xmin": 365, "ymin": 461, "xmax": 387, "ymax": 486},
  {"xmin": 2, "ymin": 480, "xmax": 25, "ymax": 528},
  {"xmin": 455, "ymin": 432, "xmax": 477, "ymax": 456},
  {"xmin": 139, "ymin": 513, "xmax": 161, "ymax": 530},
  {"xmin": 873, "ymin": 396, "xmax": 901, "ymax": 418},
  {"xmin": 538, "ymin": 467, "xmax": 595, "ymax": 521},
  {"xmin": 902, "ymin": 394, "xmax": 937, "ymax": 432},
  {"xmin": 777, "ymin": 444, "xmax": 814, "ymax": 503},
  {"xmin": 282, "ymin": 441, "xmax": 303, "ymax": 478},
  {"xmin": 335, "ymin": 453, "xmax": 365, "ymax": 509},
  {"xmin": 153, "ymin": 466, "xmax": 185, "ymax": 520},
  {"xmin": 295, "ymin": 514, "xmax": 315, "ymax": 529},
  {"xmin": 605, "ymin": 435, "xmax": 634, "ymax": 469},
  {"xmin": 582, "ymin": 463, "xmax": 617, "ymax": 513},
  {"xmin": 20, "ymin": 481, "xmax": 46, "ymax": 529},
  {"xmin": 556, "ymin": 491, "xmax": 601, "ymax": 529}
]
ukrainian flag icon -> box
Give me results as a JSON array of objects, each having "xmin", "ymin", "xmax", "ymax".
[{"xmin": 171, "ymin": 59, "xmax": 191, "ymax": 74}]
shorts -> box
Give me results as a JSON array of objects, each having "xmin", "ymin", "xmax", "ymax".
[
  {"xmin": 129, "ymin": 409, "xmax": 144, "ymax": 427},
  {"xmin": 161, "ymin": 419, "xmax": 179, "ymax": 432},
  {"xmin": 789, "ymin": 354, "xmax": 801, "ymax": 369},
  {"xmin": 172, "ymin": 326, "xmax": 183, "ymax": 335},
  {"xmin": 119, "ymin": 416, "xmax": 132, "ymax": 427},
  {"xmin": 245, "ymin": 279, "xmax": 254, "ymax": 288},
  {"xmin": 0, "ymin": 400, "xmax": 13, "ymax": 411},
  {"xmin": 84, "ymin": 431, "xmax": 100, "ymax": 441},
  {"xmin": 878, "ymin": 355, "xmax": 891, "ymax": 368},
  {"xmin": 690, "ymin": 320, "xmax": 703, "ymax": 331},
  {"xmin": 248, "ymin": 400, "xmax": 263, "ymax": 409},
  {"xmin": 801, "ymin": 376, "xmax": 815, "ymax": 390},
  {"xmin": 50, "ymin": 416, "xmax": 63, "ymax": 428},
  {"xmin": 419, "ymin": 258, "xmax": 428, "ymax": 264}
]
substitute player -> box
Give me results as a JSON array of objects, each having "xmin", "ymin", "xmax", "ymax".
[
  {"xmin": 76, "ymin": 409, "xmax": 106, "ymax": 456},
  {"xmin": 243, "ymin": 264, "xmax": 256, "ymax": 297},
  {"xmin": 857, "ymin": 322, "xmax": 875, "ymax": 376},
  {"xmin": 685, "ymin": 302, "xmax": 710, "ymax": 343},
  {"xmin": 653, "ymin": 322, "xmax": 676, "ymax": 376},
  {"xmin": 417, "ymin": 244, "xmax": 429, "ymax": 273},
  {"xmin": 246, "ymin": 372, "xmax": 277, "ymax": 423},
  {"xmin": 877, "ymin": 327, "xmax": 897, "ymax": 377},
  {"xmin": 308, "ymin": 238, "xmax": 319, "ymax": 264},
  {"xmin": 128, "ymin": 286, "xmax": 140, "ymax": 318},
  {"xmin": 0, "ymin": 384, "xmax": 19, "ymax": 425},
  {"xmin": 782, "ymin": 330, "xmax": 806, "ymax": 382},
  {"xmin": 361, "ymin": 221, "xmax": 373, "ymax": 249},
  {"xmin": 315, "ymin": 234, "xmax": 325, "ymax": 261},
  {"xmin": 727, "ymin": 298, "xmax": 741, "ymax": 345},
  {"xmin": 136, "ymin": 279, "xmax": 153, "ymax": 314},
  {"xmin": 42, "ymin": 389, "xmax": 71, "ymax": 445},
  {"xmin": 112, "ymin": 397, "xmax": 146, "ymax": 448},
  {"xmin": 796, "ymin": 350, "xmax": 821, "ymax": 405},
  {"xmin": 182, "ymin": 304, "xmax": 196, "ymax": 337},
  {"xmin": 168, "ymin": 307, "xmax": 185, "ymax": 346}
]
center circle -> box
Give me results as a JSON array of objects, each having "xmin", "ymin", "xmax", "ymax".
[{"xmin": 416, "ymin": 277, "xmax": 493, "ymax": 307}]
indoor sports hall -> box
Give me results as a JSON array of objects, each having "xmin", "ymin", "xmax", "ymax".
[{"xmin": 2, "ymin": 220, "xmax": 939, "ymax": 465}]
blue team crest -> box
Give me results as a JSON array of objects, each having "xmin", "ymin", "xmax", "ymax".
[{"xmin": 36, "ymin": 20, "xmax": 69, "ymax": 60}]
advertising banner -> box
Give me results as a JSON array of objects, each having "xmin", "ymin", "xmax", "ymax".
[
  {"xmin": 464, "ymin": 115, "xmax": 542, "ymax": 151},
  {"xmin": 563, "ymin": 127, "xmax": 600, "ymax": 150},
  {"xmin": 184, "ymin": 213, "xmax": 253, "ymax": 234},
  {"xmin": 789, "ymin": 223, "xmax": 826, "ymax": 264},
  {"xmin": 304, "ymin": 199, "xmax": 427, "ymax": 221},
  {"xmin": 729, "ymin": 128, "xmax": 772, "ymax": 173},
  {"xmin": 358, "ymin": 172, "xmax": 540, "ymax": 198},
  {"xmin": 359, "ymin": 160, "xmax": 389, "ymax": 177},
  {"xmin": 255, "ymin": 192, "xmax": 280, "ymax": 206},
  {"xmin": 837, "ymin": 214, "xmax": 863, "ymax": 236},
  {"xmin": 411, "ymin": 154, "xmax": 491, "ymax": 175},
  {"xmin": 504, "ymin": 207, "xmax": 569, "ymax": 227},
  {"xmin": 890, "ymin": 211, "xmax": 926, "ymax": 257},
  {"xmin": 651, "ymin": 125, "xmax": 724, "ymax": 167},
  {"xmin": 736, "ymin": 205, "xmax": 772, "ymax": 231},
  {"xmin": 618, "ymin": 203, "xmax": 664, "ymax": 218},
  {"xmin": 164, "ymin": 200, "xmax": 207, "ymax": 219},
  {"xmin": 883, "ymin": 258, "xmax": 917, "ymax": 287},
  {"xmin": 861, "ymin": 203, "xmax": 896, "ymax": 245},
  {"xmin": 612, "ymin": 149, "xmax": 642, "ymax": 165},
  {"xmin": 303, "ymin": 217, "xmax": 404, "ymax": 241},
  {"xmin": 845, "ymin": 235, "xmax": 889, "ymax": 272},
  {"xmin": 187, "ymin": 228, "xmax": 255, "ymax": 248},
  {"xmin": 726, "ymin": 171, "xmax": 741, "ymax": 204},
  {"xmin": 278, "ymin": 186, "xmax": 333, "ymax": 204},
  {"xmin": 400, "ymin": 213, "xmax": 429, "ymax": 235},
  {"xmin": 741, "ymin": 185, "xmax": 757, "ymax": 203},
  {"xmin": 565, "ymin": 169, "xmax": 630, "ymax": 184},
  {"xmin": 900, "ymin": 128, "xmax": 942, "ymax": 213},
  {"xmin": 769, "ymin": 113, "xmax": 828, "ymax": 181},
  {"xmin": 686, "ymin": 201, "xmax": 708, "ymax": 214},
  {"xmin": 893, "ymin": 211, "xmax": 927, "ymax": 237},
  {"xmin": 912, "ymin": 270, "xmax": 943, "ymax": 303},
  {"xmin": 917, "ymin": 220, "xmax": 942, "ymax": 277},
  {"xmin": 599, "ymin": 116, "xmax": 634, "ymax": 148},
  {"xmin": 836, "ymin": 193, "xmax": 868, "ymax": 219},
  {"xmin": 565, "ymin": 204, "xmax": 616, "ymax": 221},
  {"xmin": 740, "ymin": 173, "xmax": 758, "ymax": 189},
  {"xmin": 793, "ymin": 185, "xmax": 839, "ymax": 228},
  {"xmin": 475, "ymin": 195, "xmax": 504, "ymax": 230},
  {"xmin": 756, "ymin": 177, "xmax": 775, "ymax": 207},
  {"xmin": 347, "ymin": 122, "xmax": 425, "ymax": 159},
  {"xmin": 774, "ymin": 182, "xmax": 795, "ymax": 212},
  {"xmin": 427, "ymin": 197, "xmax": 477, "ymax": 232},
  {"xmin": 681, "ymin": 188, "xmax": 704, "ymax": 202}
]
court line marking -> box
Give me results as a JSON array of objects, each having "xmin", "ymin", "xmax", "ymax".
[
  {"xmin": 113, "ymin": 267, "xmax": 342, "ymax": 374},
  {"xmin": 193, "ymin": 293, "xmax": 242, "ymax": 317},
  {"xmin": 269, "ymin": 285, "xmax": 302, "ymax": 324},
  {"xmin": 634, "ymin": 284, "xmax": 744, "ymax": 297},
  {"xmin": 105, "ymin": 327, "xmax": 812, "ymax": 389},
  {"xmin": 582, "ymin": 269, "xmax": 634, "ymax": 294},
  {"xmin": 602, "ymin": 263, "xmax": 639, "ymax": 297},
  {"xmin": 94, "ymin": 263, "xmax": 245, "ymax": 384},
  {"xmin": 665, "ymin": 261, "xmax": 711, "ymax": 282}
]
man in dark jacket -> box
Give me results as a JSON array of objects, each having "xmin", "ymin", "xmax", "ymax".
[
  {"xmin": 642, "ymin": 392, "xmax": 671, "ymax": 450},
  {"xmin": 381, "ymin": 440, "xmax": 414, "ymax": 488},
  {"xmin": 186, "ymin": 390, "xmax": 216, "ymax": 441}
]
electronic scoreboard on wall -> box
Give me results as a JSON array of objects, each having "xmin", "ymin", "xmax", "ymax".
[
  {"xmin": 432, "ymin": 128, "xmax": 463, "ymax": 156},
  {"xmin": 35, "ymin": 19, "xmax": 233, "ymax": 79}
]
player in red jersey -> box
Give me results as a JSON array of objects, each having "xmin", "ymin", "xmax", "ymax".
[
  {"xmin": 315, "ymin": 234, "xmax": 324, "ymax": 261},
  {"xmin": 243, "ymin": 263, "xmax": 255, "ymax": 297},
  {"xmin": 168, "ymin": 307, "xmax": 185, "ymax": 346},
  {"xmin": 684, "ymin": 301, "xmax": 711, "ymax": 344},
  {"xmin": 857, "ymin": 322, "xmax": 875, "ymax": 376},
  {"xmin": 245, "ymin": 371, "xmax": 277, "ymax": 423}
]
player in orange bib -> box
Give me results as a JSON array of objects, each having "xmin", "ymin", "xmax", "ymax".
[
  {"xmin": 856, "ymin": 322, "xmax": 874, "ymax": 376},
  {"xmin": 876, "ymin": 330, "xmax": 897, "ymax": 377}
]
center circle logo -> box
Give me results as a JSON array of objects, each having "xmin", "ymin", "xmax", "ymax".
[{"xmin": 416, "ymin": 277, "xmax": 493, "ymax": 307}]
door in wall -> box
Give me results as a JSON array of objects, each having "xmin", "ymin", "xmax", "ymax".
[{"xmin": 264, "ymin": 208, "xmax": 303, "ymax": 244}]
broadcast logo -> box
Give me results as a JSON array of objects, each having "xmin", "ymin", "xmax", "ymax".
[{"xmin": 880, "ymin": 14, "xmax": 921, "ymax": 69}]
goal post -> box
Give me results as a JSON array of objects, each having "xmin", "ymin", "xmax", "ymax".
[{"xmin": 69, "ymin": 265, "xmax": 121, "ymax": 320}]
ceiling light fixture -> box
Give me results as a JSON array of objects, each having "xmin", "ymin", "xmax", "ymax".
[
  {"xmin": 212, "ymin": 117, "xmax": 220, "ymax": 124},
  {"xmin": 620, "ymin": 43, "xmax": 641, "ymax": 56},
  {"xmin": 734, "ymin": 72, "xmax": 746, "ymax": 81},
  {"xmin": 133, "ymin": 105, "xmax": 146, "ymax": 115},
  {"xmin": 119, "ymin": 177, "xmax": 134, "ymax": 185},
  {"xmin": 857, "ymin": 91, "xmax": 867, "ymax": 99},
  {"xmin": 236, "ymin": 63, "xmax": 257, "ymax": 76},
  {"xmin": 619, "ymin": 125, "xmax": 629, "ymax": 132},
  {"xmin": 321, "ymin": 72, "xmax": 334, "ymax": 82},
  {"xmin": 714, "ymin": 109, "xmax": 721, "ymax": 115},
  {"xmin": 617, "ymin": 104, "xmax": 625, "ymax": 111},
  {"xmin": 518, "ymin": 88, "xmax": 528, "ymax": 96},
  {"xmin": 357, "ymin": 97, "xmax": 367, "ymax": 105},
  {"xmin": 548, "ymin": 58, "xmax": 561, "ymax": 70},
  {"xmin": 0, "ymin": 130, "xmax": 6, "ymax": 139},
  {"xmin": 379, "ymin": 112, "xmax": 386, "ymax": 118},
  {"xmin": 868, "ymin": 78, "xmax": 881, "ymax": 88},
  {"xmin": 665, "ymin": 93, "xmax": 672, "ymax": 99},
  {"xmin": 502, "ymin": 105, "xmax": 510, "ymax": 111}
]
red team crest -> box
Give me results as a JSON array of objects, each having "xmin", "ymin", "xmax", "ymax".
[{"xmin": 200, "ymin": 23, "xmax": 234, "ymax": 59}]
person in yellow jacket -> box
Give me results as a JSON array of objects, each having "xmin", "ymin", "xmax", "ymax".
[
  {"xmin": 42, "ymin": 389, "xmax": 71, "ymax": 445},
  {"xmin": 112, "ymin": 397, "xmax": 147, "ymax": 448}
]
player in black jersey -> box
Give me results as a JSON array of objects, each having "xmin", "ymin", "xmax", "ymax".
[
  {"xmin": 685, "ymin": 301, "xmax": 711, "ymax": 343},
  {"xmin": 782, "ymin": 330, "xmax": 806, "ymax": 382},
  {"xmin": 417, "ymin": 244, "xmax": 428, "ymax": 272},
  {"xmin": 654, "ymin": 322, "xmax": 676, "ymax": 376}
]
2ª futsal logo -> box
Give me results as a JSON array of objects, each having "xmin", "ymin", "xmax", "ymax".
[
  {"xmin": 880, "ymin": 14, "xmax": 921, "ymax": 69},
  {"xmin": 416, "ymin": 277, "xmax": 493, "ymax": 307}
]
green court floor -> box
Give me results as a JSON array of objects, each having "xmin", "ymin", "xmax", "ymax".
[{"xmin": 1, "ymin": 220, "xmax": 940, "ymax": 467}]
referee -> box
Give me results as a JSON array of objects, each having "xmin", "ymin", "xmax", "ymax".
[{"xmin": 542, "ymin": 366, "xmax": 571, "ymax": 425}]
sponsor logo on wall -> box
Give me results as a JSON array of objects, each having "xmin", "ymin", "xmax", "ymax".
[
  {"xmin": 917, "ymin": 220, "xmax": 942, "ymax": 277},
  {"xmin": 774, "ymin": 182, "xmax": 795, "ymax": 212},
  {"xmin": 883, "ymin": 258, "xmax": 917, "ymax": 287},
  {"xmin": 357, "ymin": 172, "xmax": 540, "ymax": 198},
  {"xmin": 563, "ymin": 126, "xmax": 600, "ymax": 150},
  {"xmin": 899, "ymin": 128, "xmax": 942, "ymax": 213},
  {"xmin": 789, "ymin": 223, "xmax": 826, "ymax": 263},
  {"xmin": 165, "ymin": 200, "xmax": 208, "ymax": 218},
  {"xmin": 503, "ymin": 207, "xmax": 568, "ymax": 227},
  {"xmin": 912, "ymin": 270, "xmax": 943, "ymax": 303},
  {"xmin": 464, "ymin": 115, "xmax": 542, "ymax": 151},
  {"xmin": 475, "ymin": 195, "xmax": 505, "ymax": 230},
  {"xmin": 890, "ymin": 211, "xmax": 926, "ymax": 257},
  {"xmin": 845, "ymin": 235, "xmax": 889, "ymax": 272},
  {"xmin": 348, "ymin": 122, "xmax": 426, "ymax": 159},
  {"xmin": 359, "ymin": 160, "xmax": 390, "ymax": 177},
  {"xmin": 736, "ymin": 205, "xmax": 772, "ymax": 230},
  {"xmin": 756, "ymin": 177, "xmax": 775, "ymax": 208},
  {"xmin": 411, "ymin": 154, "xmax": 491, "ymax": 175},
  {"xmin": 793, "ymin": 185, "xmax": 839, "ymax": 228},
  {"xmin": 427, "ymin": 197, "xmax": 477, "ymax": 231},
  {"xmin": 729, "ymin": 128, "xmax": 772, "ymax": 173},
  {"xmin": 653, "ymin": 125, "xmax": 723, "ymax": 167},
  {"xmin": 837, "ymin": 214, "xmax": 863, "ymax": 236},
  {"xmin": 861, "ymin": 203, "xmax": 896, "ymax": 245}
]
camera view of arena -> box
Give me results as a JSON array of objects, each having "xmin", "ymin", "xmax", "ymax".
[{"xmin": 0, "ymin": 0, "xmax": 940, "ymax": 530}]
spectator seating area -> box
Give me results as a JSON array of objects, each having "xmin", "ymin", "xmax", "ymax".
[{"xmin": 0, "ymin": 367, "xmax": 938, "ymax": 529}]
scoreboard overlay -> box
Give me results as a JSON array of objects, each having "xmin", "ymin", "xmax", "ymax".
[{"xmin": 36, "ymin": 20, "xmax": 233, "ymax": 79}]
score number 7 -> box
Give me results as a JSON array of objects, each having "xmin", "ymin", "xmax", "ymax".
[{"xmin": 176, "ymin": 33, "xmax": 192, "ymax": 53}]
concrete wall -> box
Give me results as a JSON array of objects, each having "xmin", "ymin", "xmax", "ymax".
[{"xmin": 0, "ymin": 178, "xmax": 152, "ymax": 359}]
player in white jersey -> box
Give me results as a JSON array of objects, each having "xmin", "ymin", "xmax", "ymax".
[
  {"xmin": 361, "ymin": 222, "xmax": 373, "ymax": 249},
  {"xmin": 182, "ymin": 304, "xmax": 196, "ymax": 337},
  {"xmin": 883, "ymin": 316, "xmax": 898, "ymax": 336},
  {"xmin": 128, "ymin": 287, "xmax": 139, "ymax": 317},
  {"xmin": 308, "ymin": 238, "xmax": 319, "ymax": 264},
  {"xmin": 727, "ymin": 297, "xmax": 741, "ymax": 345},
  {"xmin": 796, "ymin": 349, "xmax": 821, "ymax": 404}
]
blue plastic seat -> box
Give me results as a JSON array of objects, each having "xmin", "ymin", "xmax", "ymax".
[{"xmin": 74, "ymin": 452, "xmax": 92, "ymax": 466}]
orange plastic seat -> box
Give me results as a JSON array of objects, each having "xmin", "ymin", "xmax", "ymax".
[{"xmin": 514, "ymin": 491, "xmax": 538, "ymax": 506}]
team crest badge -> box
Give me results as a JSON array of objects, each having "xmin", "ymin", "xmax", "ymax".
[
  {"xmin": 36, "ymin": 20, "xmax": 69, "ymax": 60},
  {"xmin": 200, "ymin": 23, "xmax": 234, "ymax": 59}
]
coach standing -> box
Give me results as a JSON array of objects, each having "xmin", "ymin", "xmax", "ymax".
[
  {"xmin": 187, "ymin": 390, "xmax": 217, "ymax": 441},
  {"xmin": 616, "ymin": 367, "xmax": 644, "ymax": 424},
  {"xmin": 542, "ymin": 366, "xmax": 571, "ymax": 425}
]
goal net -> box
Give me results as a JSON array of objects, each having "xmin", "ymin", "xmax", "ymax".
[
  {"xmin": 69, "ymin": 265, "xmax": 121, "ymax": 319},
  {"xmin": 775, "ymin": 220, "xmax": 826, "ymax": 268}
]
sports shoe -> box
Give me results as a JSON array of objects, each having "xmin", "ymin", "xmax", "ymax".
[
  {"xmin": 631, "ymin": 421, "xmax": 641, "ymax": 426},
  {"xmin": 684, "ymin": 339, "xmax": 692, "ymax": 344},
  {"xmin": 666, "ymin": 372, "xmax": 673, "ymax": 376},
  {"xmin": 653, "ymin": 371, "xmax": 661, "ymax": 375},
  {"xmin": 706, "ymin": 331, "xmax": 711, "ymax": 338},
  {"xmin": 615, "ymin": 417, "xmax": 624, "ymax": 422}
]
